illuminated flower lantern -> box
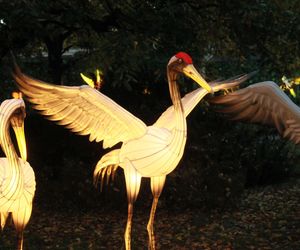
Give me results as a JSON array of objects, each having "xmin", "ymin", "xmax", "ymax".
[
  {"xmin": 280, "ymin": 75, "xmax": 300, "ymax": 98},
  {"xmin": 0, "ymin": 93, "xmax": 36, "ymax": 250},
  {"xmin": 14, "ymin": 52, "xmax": 250, "ymax": 250},
  {"xmin": 80, "ymin": 69, "xmax": 103, "ymax": 90},
  {"xmin": 211, "ymin": 81, "xmax": 300, "ymax": 144}
]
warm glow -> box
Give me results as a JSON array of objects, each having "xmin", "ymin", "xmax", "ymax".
[
  {"xmin": 281, "ymin": 75, "xmax": 298, "ymax": 97},
  {"xmin": 143, "ymin": 87, "xmax": 151, "ymax": 95},
  {"xmin": 12, "ymin": 91, "xmax": 22, "ymax": 99},
  {"xmin": 294, "ymin": 77, "xmax": 300, "ymax": 84}
]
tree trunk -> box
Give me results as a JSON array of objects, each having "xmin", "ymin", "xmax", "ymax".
[{"xmin": 44, "ymin": 35, "xmax": 64, "ymax": 84}]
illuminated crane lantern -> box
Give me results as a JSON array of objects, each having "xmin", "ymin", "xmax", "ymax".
[
  {"xmin": 14, "ymin": 52, "xmax": 249, "ymax": 249},
  {"xmin": 0, "ymin": 93, "xmax": 36, "ymax": 250}
]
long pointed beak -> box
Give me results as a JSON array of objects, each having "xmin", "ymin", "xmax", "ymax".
[
  {"xmin": 183, "ymin": 64, "xmax": 213, "ymax": 93},
  {"xmin": 13, "ymin": 123, "xmax": 27, "ymax": 161}
]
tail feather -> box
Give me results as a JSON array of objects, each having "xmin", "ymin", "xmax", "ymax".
[{"xmin": 93, "ymin": 149, "xmax": 121, "ymax": 190}]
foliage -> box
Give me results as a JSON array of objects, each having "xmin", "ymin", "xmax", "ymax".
[
  {"xmin": 1, "ymin": 0, "xmax": 299, "ymax": 85},
  {"xmin": 0, "ymin": 0, "xmax": 300, "ymax": 209}
]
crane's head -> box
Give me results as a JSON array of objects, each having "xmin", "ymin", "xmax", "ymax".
[
  {"xmin": 9, "ymin": 98, "xmax": 27, "ymax": 161},
  {"xmin": 0, "ymin": 96, "xmax": 27, "ymax": 161},
  {"xmin": 168, "ymin": 52, "xmax": 213, "ymax": 93}
]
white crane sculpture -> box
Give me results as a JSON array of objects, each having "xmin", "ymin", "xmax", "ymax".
[
  {"xmin": 211, "ymin": 81, "xmax": 300, "ymax": 144},
  {"xmin": 0, "ymin": 94, "xmax": 36, "ymax": 250},
  {"xmin": 13, "ymin": 52, "xmax": 250, "ymax": 249}
]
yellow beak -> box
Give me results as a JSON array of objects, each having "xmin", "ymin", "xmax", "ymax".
[
  {"xmin": 13, "ymin": 123, "xmax": 27, "ymax": 161},
  {"xmin": 183, "ymin": 64, "xmax": 213, "ymax": 93}
]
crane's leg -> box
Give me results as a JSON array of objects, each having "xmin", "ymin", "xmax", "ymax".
[
  {"xmin": 12, "ymin": 202, "xmax": 32, "ymax": 250},
  {"xmin": 124, "ymin": 164, "xmax": 142, "ymax": 250},
  {"xmin": 147, "ymin": 175, "xmax": 166, "ymax": 250},
  {"xmin": 17, "ymin": 231, "xmax": 24, "ymax": 250},
  {"xmin": 125, "ymin": 202, "xmax": 133, "ymax": 250}
]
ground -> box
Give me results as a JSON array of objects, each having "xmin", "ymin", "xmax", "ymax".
[{"xmin": 0, "ymin": 178, "xmax": 299, "ymax": 250}]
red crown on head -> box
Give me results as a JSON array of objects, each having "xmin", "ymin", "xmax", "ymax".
[{"xmin": 175, "ymin": 52, "xmax": 193, "ymax": 64}]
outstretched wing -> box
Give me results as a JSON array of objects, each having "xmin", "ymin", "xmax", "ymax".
[
  {"xmin": 154, "ymin": 73, "xmax": 253, "ymax": 130},
  {"xmin": 211, "ymin": 81, "xmax": 300, "ymax": 144},
  {"xmin": 13, "ymin": 68, "xmax": 147, "ymax": 148}
]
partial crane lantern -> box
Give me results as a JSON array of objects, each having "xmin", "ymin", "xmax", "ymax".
[
  {"xmin": 0, "ymin": 94, "xmax": 36, "ymax": 250},
  {"xmin": 13, "ymin": 52, "xmax": 250, "ymax": 250},
  {"xmin": 211, "ymin": 81, "xmax": 300, "ymax": 144}
]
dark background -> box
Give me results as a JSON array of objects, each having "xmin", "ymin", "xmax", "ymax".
[{"xmin": 0, "ymin": 1, "xmax": 299, "ymax": 249}]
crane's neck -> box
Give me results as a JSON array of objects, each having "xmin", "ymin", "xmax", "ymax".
[
  {"xmin": 0, "ymin": 115, "xmax": 24, "ymax": 199},
  {"xmin": 167, "ymin": 69, "xmax": 183, "ymax": 112},
  {"xmin": 167, "ymin": 67, "xmax": 186, "ymax": 131},
  {"xmin": 0, "ymin": 114, "xmax": 21, "ymax": 176}
]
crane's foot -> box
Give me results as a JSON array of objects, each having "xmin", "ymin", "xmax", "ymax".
[
  {"xmin": 124, "ymin": 203, "xmax": 133, "ymax": 250},
  {"xmin": 147, "ymin": 222, "xmax": 156, "ymax": 250},
  {"xmin": 147, "ymin": 196, "xmax": 159, "ymax": 250}
]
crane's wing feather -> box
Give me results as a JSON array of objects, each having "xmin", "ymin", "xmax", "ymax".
[
  {"xmin": 154, "ymin": 73, "xmax": 253, "ymax": 129},
  {"xmin": 13, "ymin": 69, "xmax": 147, "ymax": 148},
  {"xmin": 211, "ymin": 81, "xmax": 300, "ymax": 144}
]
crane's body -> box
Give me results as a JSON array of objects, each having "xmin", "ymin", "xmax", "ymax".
[
  {"xmin": 0, "ymin": 98, "xmax": 35, "ymax": 250},
  {"xmin": 14, "ymin": 52, "xmax": 250, "ymax": 250},
  {"xmin": 0, "ymin": 159, "xmax": 34, "ymax": 210},
  {"xmin": 120, "ymin": 125, "xmax": 185, "ymax": 177}
]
